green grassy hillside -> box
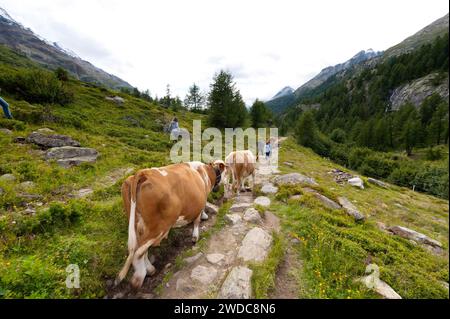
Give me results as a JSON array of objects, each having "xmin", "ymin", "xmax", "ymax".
[
  {"xmin": 267, "ymin": 139, "xmax": 448, "ymax": 298},
  {"xmin": 0, "ymin": 45, "xmax": 205, "ymax": 298}
]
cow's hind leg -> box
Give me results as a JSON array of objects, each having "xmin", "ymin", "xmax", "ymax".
[
  {"xmin": 130, "ymin": 238, "xmax": 157, "ymax": 289},
  {"xmin": 144, "ymin": 251, "xmax": 156, "ymax": 276},
  {"xmin": 192, "ymin": 212, "xmax": 201, "ymax": 243},
  {"xmin": 131, "ymin": 255, "xmax": 147, "ymax": 289},
  {"xmin": 251, "ymin": 172, "xmax": 256, "ymax": 194}
]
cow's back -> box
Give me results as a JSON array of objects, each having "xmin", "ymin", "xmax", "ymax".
[
  {"xmin": 225, "ymin": 150, "xmax": 256, "ymax": 178},
  {"xmin": 122, "ymin": 163, "xmax": 208, "ymax": 245}
]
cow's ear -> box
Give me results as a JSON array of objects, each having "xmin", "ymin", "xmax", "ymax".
[{"xmin": 219, "ymin": 163, "xmax": 225, "ymax": 172}]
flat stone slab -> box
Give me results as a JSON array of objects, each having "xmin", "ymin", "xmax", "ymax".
[
  {"xmin": 367, "ymin": 177, "xmax": 389, "ymax": 188},
  {"xmin": 388, "ymin": 226, "xmax": 442, "ymax": 248},
  {"xmin": 176, "ymin": 278, "xmax": 194, "ymax": 293},
  {"xmin": 0, "ymin": 174, "xmax": 16, "ymax": 182},
  {"xmin": 27, "ymin": 132, "xmax": 80, "ymax": 149},
  {"xmin": 254, "ymin": 196, "xmax": 271, "ymax": 207},
  {"xmin": 274, "ymin": 173, "xmax": 318, "ymax": 186},
  {"xmin": 46, "ymin": 146, "xmax": 98, "ymax": 160},
  {"xmin": 283, "ymin": 161, "xmax": 294, "ymax": 167},
  {"xmin": 56, "ymin": 156, "xmax": 98, "ymax": 168},
  {"xmin": 76, "ymin": 188, "xmax": 93, "ymax": 198},
  {"xmin": 0, "ymin": 128, "xmax": 12, "ymax": 135},
  {"xmin": 206, "ymin": 253, "xmax": 225, "ymax": 265},
  {"xmin": 190, "ymin": 265, "xmax": 218, "ymax": 285},
  {"xmin": 36, "ymin": 128, "xmax": 55, "ymax": 134},
  {"xmin": 184, "ymin": 252, "xmax": 203, "ymax": 264},
  {"xmin": 17, "ymin": 181, "xmax": 35, "ymax": 191},
  {"xmin": 46, "ymin": 146, "xmax": 99, "ymax": 168},
  {"xmin": 243, "ymin": 208, "xmax": 263, "ymax": 224},
  {"xmin": 225, "ymin": 214, "xmax": 242, "ymax": 225},
  {"xmin": 238, "ymin": 227, "xmax": 272, "ymax": 262},
  {"xmin": 205, "ymin": 202, "xmax": 219, "ymax": 215},
  {"xmin": 229, "ymin": 202, "xmax": 252, "ymax": 213},
  {"xmin": 261, "ymin": 183, "xmax": 278, "ymax": 194},
  {"xmin": 357, "ymin": 264, "xmax": 402, "ymax": 299},
  {"xmin": 217, "ymin": 266, "xmax": 253, "ymax": 299},
  {"xmin": 337, "ymin": 197, "xmax": 365, "ymax": 221},
  {"xmin": 303, "ymin": 188, "xmax": 341, "ymax": 210}
]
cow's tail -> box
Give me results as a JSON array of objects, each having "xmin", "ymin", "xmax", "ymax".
[{"xmin": 115, "ymin": 171, "xmax": 146, "ymax": 286}]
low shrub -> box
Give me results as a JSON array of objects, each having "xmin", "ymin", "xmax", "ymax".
[
  {"xmin": 0, "ymin": 118, "xmax": 25, "ymax": 131},
  {"xmin": 12, "ymin": 201, "xmax": 83, "ymax": 236},
  {"xmin": 425, "ymin": 147, "xmax": 443, "ymax": 161},
  {"xmin": 3, "ymin": 69, "xmax": 74, "ymax": 105}
]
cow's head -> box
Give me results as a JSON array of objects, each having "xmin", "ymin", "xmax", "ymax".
[{"xmin": 211, "ymin": 160, "xmax": 227, "ymax": 192}]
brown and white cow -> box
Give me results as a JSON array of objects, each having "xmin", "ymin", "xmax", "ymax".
[
  {"xmin": 116, "ymin": 161, "xmax": 224, "ymax": 288},
  {"xmin": 223, "ymin": 150, "xmax": 256, "ymax": 198}
]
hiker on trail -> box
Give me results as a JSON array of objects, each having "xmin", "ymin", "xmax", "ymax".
[
  {"xmin": 0, "ymin": 89, "xmax": 13, "ymax": 119},
  {"xmin": 169, "ymin": 117, "xmax": 180, "ymax": 140},
  {"xmin": 257, "ymin": 140, "xmax": 265, "ymax": 159},
  {"xmin": 265, "ymin": 140, "xmax": 272, "ymax": 160}
]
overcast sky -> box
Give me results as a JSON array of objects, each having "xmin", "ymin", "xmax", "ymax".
[{"xmin": 1, "ymin": 0, "xmax": 449, "ymax": 104}]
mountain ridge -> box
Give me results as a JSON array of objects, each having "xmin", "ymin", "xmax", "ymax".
[
  {"xmin": 266, "ymin": 49, "xmax": 382, "ymax": 113},
  {"xmin": 267, "ymin": 12, "xmax": 449, "ymax": 114},
  {"xmin": 0, "ymin": 7, "xmax": 132, "ymax": 90}
]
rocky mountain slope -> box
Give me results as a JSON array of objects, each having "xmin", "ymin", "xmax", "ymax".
[
  {"xmin": 390, "ymin": 72, "xmax": 449, "ymax": 110},
  {"xmin": 383, "ymin": 13, "xmax": 449, "ymax": 60},
  {"xmin": 0, "ymin": 7, "xmax": 132, "ymax": 90},
  {"xmin": 293, "ymin": 49, "xmax": 381, "ymax": 98},
  {"xmin": 268, "ymin": 13, "xmax": 449, "ymax": 114},
  {"xmin": 266, "ymin": 49, "xmax": 382, "ymax": 113},
  {"xmin": 269, "ymin": 86, "xmax": 294, "ymax": 100}
]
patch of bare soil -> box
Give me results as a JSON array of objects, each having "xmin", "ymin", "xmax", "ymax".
[{"xmin": 270, "ymin": 244, "xmax": 302, "ymax": 299}]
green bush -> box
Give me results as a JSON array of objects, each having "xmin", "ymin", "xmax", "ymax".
[
  {"xmin": 358, "ymin": 154, "xmax": 399, "ymax": 179},
  {"xmin": 330, "ymin": 128, "xmax": 347, "ymax": 143},
  {"xmin": 13, "ymin": 202, "xmax": 83, "ymax": 236},
  {"xmin": 5, "ymin": 69, "xmax": 74, "ymax": 105},
  {"xmin": 0, "ymin": 118, "xmax": 25, "ymax": 131},
  {"xmin": 0, "ymin": 255, "xmax": 66, "ymax": 298},
  {"xmin": 348, "ymin": 147, "xmax": 372, "ymax": 170},
  {"xmin": 413, "ymin": 166, "xmax": 449, "ymax": 199},
  {"xmin": 16, "ymin": 161, "xmax": 40, "ymax": 181},
  {"xmin": 329, "ymin": 144, "xmax": 350, "ymax": 166},
  {"xmin": 55, "ymin": 67, "xmax": 69, "ymax": 82},
  {"xmin": 425, "ymin": 147, "xmax": 443, "ymax": 161}
]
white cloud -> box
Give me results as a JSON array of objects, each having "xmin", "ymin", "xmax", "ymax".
[{"xmin": 1, "ymin": 0, "xmax": 448, "ymax": 104}]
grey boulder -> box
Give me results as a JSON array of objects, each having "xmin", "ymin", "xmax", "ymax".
[
  {"xmin": 46, "ymin": 146, "xmax": 98, "ymax": 168},
  {"xmin": 274, "ymin": 173, "xmax": 318, "ymax": 186},
  {"xmin": 27, "ymin": 132, "xmax": 80, "ymax": 149},
  {"xmin": 218, "ymin": 266, "xmax": 253, "ymax": 299}
]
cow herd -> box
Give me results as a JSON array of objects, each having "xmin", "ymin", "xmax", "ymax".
[{"xmin": 116, "ymin": 150, "xmax": 258, "ymax": 288}]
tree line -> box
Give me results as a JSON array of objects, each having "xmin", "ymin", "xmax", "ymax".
[{"xmin": 120, "ymin": 70, "xmax": 273, "ymax": 129}]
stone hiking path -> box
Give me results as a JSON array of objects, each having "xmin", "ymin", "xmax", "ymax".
[{"xmin": 156, "ymin": 138, "xmax": 287, "ymax": 299}]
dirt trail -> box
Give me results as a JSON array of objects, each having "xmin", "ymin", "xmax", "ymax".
[{"xmin": 270, "ymin": 244, "xmax": 302, "ymax": 299}]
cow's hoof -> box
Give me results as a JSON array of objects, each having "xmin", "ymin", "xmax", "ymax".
[
  {"xmin": 130, "ymin": 275, "xmax": 145, "ymax": 289},
  {"xmin": 146, "ymin": 264, "xmax": 156, "ymax": 276},
  {"xmin": 192, "ymin": 236, "xmax": 199, "ymax": 243},
  {"xmin": 114, "ymin": 277, "xmax": 122, "ymax": 287}
]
